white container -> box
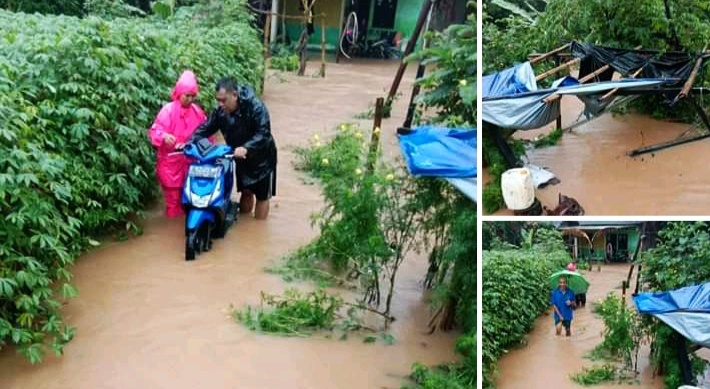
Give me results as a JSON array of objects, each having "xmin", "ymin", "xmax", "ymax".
[{"xmin": 501, "ymin": 168, "xmax": 535, "ymax": 210}]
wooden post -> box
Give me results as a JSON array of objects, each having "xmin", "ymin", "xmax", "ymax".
[
  {"xmin": 261, "ymin": 13, "xmax": 271, "ymax": 92},
  {"xmin": 368, "ymin": 97, "xmax": 385, "ymax": 172},
  {"xmin": 281, "ymin": 1, "xmax": 287, "ymax": 44},
  {"xmin": 384, "ymin": 0, "xmax": 435, "ymax": 110},
  {"xmin": 529, "ymin": 43, "xmax": 571, "ymax": 65},
  {"xmin": 554, "ymin": 55, "xmax": 562, "ymax": 129},
  {"xmin": 320, "ymin": 17, "xmax": 326, "ymax": 77},
  {"xmin": 264, "ymin": 13, "xmax": 272, "ymax": 63},
  {"xmin": 677, "ymin": 48, "xmax": 707, "ymax": 100}
]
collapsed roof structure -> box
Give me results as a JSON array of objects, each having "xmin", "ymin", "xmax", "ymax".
[{"xmin": 482, "ymin": 41, "xmax": 710, "ymax": 166}]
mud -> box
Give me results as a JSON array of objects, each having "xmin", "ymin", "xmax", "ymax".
[
  {"xmin": 0, "ymin": 60, "xmax": 459, "ymax": 389},
  {"xmin": 496, "ymin": 263, "xmax": 662, "ymax": 389},
  {"xmin": 488, "ymin": 95, "xmax": 710, "ymax": 215}
]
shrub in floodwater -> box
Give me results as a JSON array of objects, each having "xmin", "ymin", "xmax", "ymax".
[
  {"xmin": 570, "ymin": 364, "xmax": 630, "ymax": 386},
  {"xmin": 287, "ymin": 123, "xmax": 437, "ymax": 327},
  {"xmin": 233, "ymin": 289, "xmax": 344, "ymax": 336}
]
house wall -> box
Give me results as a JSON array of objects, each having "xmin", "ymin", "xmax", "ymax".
[
  {"xmin": 279, "ymin": 0, "xmax": 430, "ymax": 52},
  {"xmin": 586, "ymin": 227, "xmax": 640, "ymax": 259},
  {"xmin": 282, "ymin": 0, "xmax": 344, "ymax": 49}
]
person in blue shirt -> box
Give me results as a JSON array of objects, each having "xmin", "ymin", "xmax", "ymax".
[{"xmin": 550, "ymin": 276, "xmax": 577, "ymax": 336}]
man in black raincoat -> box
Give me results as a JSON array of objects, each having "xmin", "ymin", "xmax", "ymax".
[{"xmin": 190, "ymin": 78, "xmax": 277, "ymax": 220}]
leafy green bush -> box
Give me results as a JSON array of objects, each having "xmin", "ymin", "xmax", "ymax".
[
  {"xmin": 482, "ymin": 240, "xmax": 570, "ymax": 388},
  {"xmin": 411, "ymin": 1, "xmax": 475, "ymax": 127},
  {"xmin": 290, "ymin": 123, "xmax": 439, "ymax": 324},
  {"xmin": 0, "ymin": 6, "xmax": 262, "ymax": 363}
]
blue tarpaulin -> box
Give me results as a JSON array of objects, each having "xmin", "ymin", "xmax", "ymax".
[
  {"xmin": 398, "ymin": 126, "xmax": 476, "ymax": 202},
  {"xmin": 482, "ymin": 61, "xmax": 679, "ymax": 130},
  {"xmin": 482, "ymin": 62, "xmax": 538, "ymax": 98},
  {"xmin": 634, "ymin": 283, "xmax": 710, "ymax": 347}
]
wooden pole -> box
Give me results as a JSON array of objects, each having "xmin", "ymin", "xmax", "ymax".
[
  {"xmin": 529, "ymin": 43, "xmax": 571, "ymax": 65},
  {"xmin": 261, "ymin": 13, "xmax": 272, "ymax": 93},
  {"xmin": 543, "ymin": 45, "xmax": 642, "ymax": 104},
  {"xmin": 320, "ymin": 17, "xmax": 326, "ymax": 77},
  {"xmin": 368, "ymin": 97, "xmax": 385, "ymax": 172},
  {"xmin": 535, "ymin": 55, "xmax": 586, "ymax": 82},
  {"xmin": 281, "ymin": 1, "xmax": 287, "ymax": 44},
  {"xmin": 264, "ymin": 13, "xmax": 272, "ymax": 63},
  {"xmin": 598, "ymin": 66, "xmax": 646, "ymax": 102},
  {"xmin": 677, "ymin": 47, "xmax": 707, "ymax": 100},
  {"xmin": 384, "ymin": 0, "xmax": 435, "ymax": 110}
]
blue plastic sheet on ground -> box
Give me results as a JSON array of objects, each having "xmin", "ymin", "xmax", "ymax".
[
  {"xmin": 634, "ymin": 283, "xmax": 710, "ymax": 347},
  {"xmin": 398, "ymin": 126, "xmax": 476, "ymax": 202}
]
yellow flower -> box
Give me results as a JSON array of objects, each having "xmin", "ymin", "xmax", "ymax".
[
  {"xmin": 355, "ymin": 131, "xmax": 363, "ymax": 139},
  {"xmin": 355, "ymin": 168, "xmax": 363, "ymax": 175},
  {"xmin": 322, "ymin": 158, "xmax": 329, "ymax": 165},
  {"xmin": 373, "ymin": 126, "xmax": 381, "ymax": 135},
  {"xmin": 315, "ymin": 141, "xmax": 321, "ymax": 147},
  {"xmin": 340, "ymin": 124, "xmax": 348, "ymax": 131},
  {"xmin": 385, "ymin": 173, "xmax": 395, "ymax": 181},
  {"xmin": 313, "ymin": 134, "xmax": 320, "ymax": 141},
  {"xmin": 459, "ymin": 79, "xmax": 467, "ymax": 87}
]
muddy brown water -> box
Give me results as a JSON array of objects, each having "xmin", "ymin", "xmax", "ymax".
[
  {"xmin": 495, "ymin": 263, "xmax": 663, "ymax": 389},
  {"xmin": 0, "ymin": 60, "xmax": 459, "ymax": 389},
  {"xmin": 487, "ymin": 95, "xmax": 710, "ymax": 215}
]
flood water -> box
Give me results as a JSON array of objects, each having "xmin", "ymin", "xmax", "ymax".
[
  {"xmin": 0, "ymin": 60, "xmax": 459, "ymax": 389},
  {"xmin": 496, "ymin": 263, "xmax": 663, "ymax": 389},
  {"xmin": 488, "ymin": 95, "xmax": 710, "ymax": 215}
]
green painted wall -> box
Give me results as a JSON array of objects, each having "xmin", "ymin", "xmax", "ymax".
[
  {"xmin": 394, "ymin": 0, "xmax": 426, "ymax": 40},
  {"xmin": 589, "ymin": 228, "xmax": 640, "ymax": 260},
  {"xmin": 566, "ymin": 227, "xmax": 641, "ymax": 261},
  {"xmin": 280, "ymin": 0, "xmax": 426, "ymax": 53}
]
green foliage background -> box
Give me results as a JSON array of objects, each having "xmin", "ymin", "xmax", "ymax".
[{"xmin": 0, "ymin": 3, "xmax": 262, "ymax": 363}]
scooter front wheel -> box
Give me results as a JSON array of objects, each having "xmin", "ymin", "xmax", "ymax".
[{"xmin": 186, "ymin": 229, "xmax": 199, "ymax": 261}]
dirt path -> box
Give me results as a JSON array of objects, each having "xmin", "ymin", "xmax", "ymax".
[
  {"xmin": 495, "ymin": 263, "xmax": 663, "ymax": 389},
  {"xmin": 485, "ymin": 95, "xmax": 710, "ymax": 216},
  {"xmin": 0, "ymin": 60, "xmax": 459, "ymax": 389}
]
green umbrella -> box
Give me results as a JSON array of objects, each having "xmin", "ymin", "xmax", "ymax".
[{"xmin": 549, "ymin": 270, "xmax": 590, "ymax": 294}]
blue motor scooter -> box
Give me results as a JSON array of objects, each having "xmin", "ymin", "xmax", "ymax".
[{"xmin": 176, "ymin": 138, "xmax": 239, "ymax": 261}]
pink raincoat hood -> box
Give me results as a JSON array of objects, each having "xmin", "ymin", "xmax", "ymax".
[{"xmin": 171, "ymin": 70, "xmax": 199, "ymax": 102}]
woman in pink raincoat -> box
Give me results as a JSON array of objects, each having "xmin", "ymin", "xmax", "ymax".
[{"xmin": 148, "ymin": 70, "xmax": 212, "ymax": 218}]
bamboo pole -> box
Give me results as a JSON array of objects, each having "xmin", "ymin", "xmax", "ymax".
[
  {"xmin": 677, "ymin": 46, "xmax": 707, "ymax": 100},
  {"xmin": 320, "ymin": 17, "xmax": 326, "ymax": 77},
  {"xmin": 598, "ymin": 66, "xmax": 646, "ymax": 102},
  {"xmin": 535, "ymin": 55, "xmax": 585, "ymax": 82},
  {"xmin": 529, "ymin": 43, "xmax": 571, "ymax": 65},
  {"xmin": 543, "ymin": 45, "xmax": 642, "ymax": 104}
]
